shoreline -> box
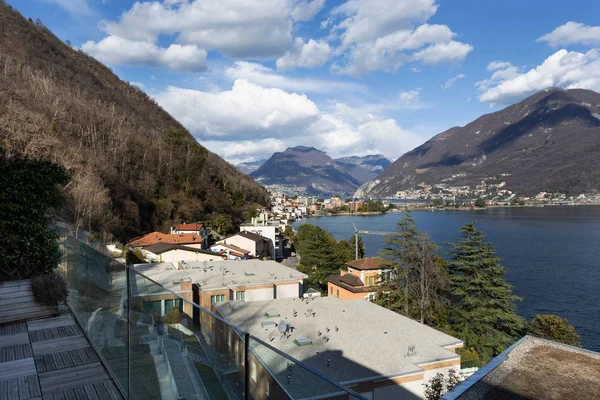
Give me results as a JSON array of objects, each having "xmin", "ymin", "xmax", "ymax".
[{"xmin": 304, "ymin": 202, "xmax": 600, "ymax": 218}]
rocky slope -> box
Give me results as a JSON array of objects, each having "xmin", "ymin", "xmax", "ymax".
[
  {"xmin": 356, "ymin": 88, "xmax": 600, "ymax": 198},
  {"xmin": 0, "ymin": 3, "xmax": 269, "ymax": 239},
  {"xmin": 235, "ymin": 159, "xmax": 266, "ymax": 175}
]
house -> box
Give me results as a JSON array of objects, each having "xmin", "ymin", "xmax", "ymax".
[
  {"xmin": 132, "ymin": 260, "xmax": 307, "ymax": 320},
  {"xmin": 214, "ymin": 297, "xmax": 463, "ymax": 400},
  {"xmin": 327, "ymin": 257, "xmax": 393, "ymax": 300},
  {"xmin": 444, "ymin": 336, "xmax": 600, "ymax": 399},
  {"xmin": 210, "ymin": 243, "xmax": 250, "ymax": 260},
  {"xmin": 143, "ymin": 242, "xmax": 224, "ymax": 264},
  {"xmin": 218, "ymin": 231, "xmax": 271, "ymax": 259},
  {"xmin": 170, "ymin": 223, "xmax": 208, "ymax": 248},
  {"xmin": 127, "ymin": 231, "xmax": 204, "ymax": 249},
  {"xmin": 241, "ymin": 222, "xmax": 284, "ymax": 259}
]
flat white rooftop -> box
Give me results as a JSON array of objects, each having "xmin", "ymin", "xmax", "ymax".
[
  {"xmin": 133, "ymin": 260, "xmax": 307, "ymax": 292},
  {"xmin": 216, "ymin": 297, "xmax": 462, "ymax": 384}
]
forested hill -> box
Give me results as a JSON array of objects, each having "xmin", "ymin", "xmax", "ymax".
[
  {"xmin": 0, "ymin": 3, "xmax": 269, "ymax": 240},
  {"xmin": 356, "ymin": 88, "xmax": 600, "ymax": 198}
]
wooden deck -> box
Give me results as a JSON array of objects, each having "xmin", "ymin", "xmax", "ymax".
[{"xmin": 0, "ymin": 311, "xmax": 123, "ymax": 400}]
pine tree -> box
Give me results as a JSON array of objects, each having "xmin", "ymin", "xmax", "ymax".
[{"xmin": 447, "ymin": 222, "xmax": 524, "ymax": 361}]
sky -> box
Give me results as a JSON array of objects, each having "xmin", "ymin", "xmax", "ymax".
[{"xmin": 12, "ymin": 0, "xmax": 600, "ymax": 164}]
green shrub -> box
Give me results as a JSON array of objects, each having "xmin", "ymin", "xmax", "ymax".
[{"xmin": 30, "ymin": 273, "xmax": 68, "ymax": 306}]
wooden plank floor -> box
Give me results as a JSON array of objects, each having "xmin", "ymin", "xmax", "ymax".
[{"xmin": 0, "ymin": 311, "xmax": 122, "ymax": 400}]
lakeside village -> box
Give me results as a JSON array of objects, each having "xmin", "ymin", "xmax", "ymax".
[{"xmin": 75, "ymin": 184, "xmax": 598, "ymax": 400}]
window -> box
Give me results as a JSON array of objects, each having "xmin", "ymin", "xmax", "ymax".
[
  {"xmin": 228, "ymin": 330, "xmax": 232, "ymax": 347},
  {"xmin": 211, "ymin": 294, "xmax": 226, "ymax": 303},
  {"xmin": 336, "ymin": 289, "xmax": 339, "ymax": 298},
  {"xmin": 235, "ymin": 291, "xmax": 245, "ymax": 300},
  {"xmin": 141, "ymin": 300, "xmax": 161, "ymax": 316},
  {"xmin": 330, "ymin": 286, "xmax": 333, "ymax": 295},
  {"xmin": 165, "ymin": 298, "xmax": 183, "ymax": 315},
  {"xmin": 365, "ymin": 276, "xmax": 376, "ymax": 286},
  {"xmin": 251, "ymin": 362, "xmax": 257, "ymax": 382}
]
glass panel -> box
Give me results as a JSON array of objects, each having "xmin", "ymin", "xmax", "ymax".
[
  {"xmin": 248, "ymin": 336, "xmax": 365, "ymax": 399},
  {"xmin": 64, "ymin": 235, "xmax": 129, "ymax": 394}
]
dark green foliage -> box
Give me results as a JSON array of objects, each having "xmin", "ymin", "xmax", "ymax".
[
  {"xmin": 0, "ymin": 157, "xmax": 69, "ymax": 281},
  {"xmin": 527, "ymin": 314, "xmax": 581, "ymax": 347},
  {"xmin": 475, "ymin": 198, "xmax": 487, "ymax": 207},
  {"xmin": 30, "ymin": 273, "xmax": 68, "ymax": 305},
  {"xmin": 295, "ymin": 224, "xmax": 354, "ymax": 290},
  {"xmin": 357, "ymin": 199, "xmax": 387, "ymax": 213},
  {"xmin": 350, "ymin": 234, "xmax": 365, "ymax": 259},
  {"xmin": 447, "ymin": 222, "xmax": 524, "ymax": 362},
  {"xmin": 423, "ymin": 369, "xmax": 461, "ymax": 400}
]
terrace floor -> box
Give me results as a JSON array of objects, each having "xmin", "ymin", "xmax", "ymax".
[{"xmin": 0, "ymin": 308, "xmax": 122, "ymax": 400}]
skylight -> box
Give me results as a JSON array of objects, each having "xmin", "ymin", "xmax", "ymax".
[
  {"xmin": 294, "ymin": 337, "xmax": 312, "ymax": 346},
  {"xmin": 264, "ymin": 311, "xmax": 280, "ymax": 318}
]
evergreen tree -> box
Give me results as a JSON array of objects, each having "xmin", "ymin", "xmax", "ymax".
[
  {"xmin": 447, "ymin": 222, "xmax": 524, "ymax": 361},
  {"xmin": 349, "ymin": 234, "xmax": 365, "ymax": 259},
  {"xmin": 527, "ymin": 314, "xmax": 581, "ymax": 347}
]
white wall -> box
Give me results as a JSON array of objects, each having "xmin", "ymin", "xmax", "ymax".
[
  {"xmin": 245, "ymin": 287, "xmax": 274, "ymax": 301},
  {"xmin": 276, "ymin": 283, "xmax": 300, "ymax": 299},
  {"xmin": 374, "ymin": 379, "xmax": 423, "ymax": 400},
  {"xmin": 219, "ymin": 236, "xmax": 256, "ymax": 256},
  {"xmin": 159, "ymin": 249, "xmax": 220, "ymax": 263}
]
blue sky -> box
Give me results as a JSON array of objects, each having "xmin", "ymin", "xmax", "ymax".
[{"xmin": 12, "ymin": 0, "xmax": 600, "ymax": 163}]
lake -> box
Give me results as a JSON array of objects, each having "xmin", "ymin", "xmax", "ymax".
[{"xmin": 293, "ymin": 206, "xmax": 600, "ymax": 351}]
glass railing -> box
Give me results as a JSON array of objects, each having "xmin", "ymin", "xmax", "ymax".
[{"xmin": 61, "ymin": 234, "xmax": 366, "ymax": 400}]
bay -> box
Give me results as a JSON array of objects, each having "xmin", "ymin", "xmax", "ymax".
[{"xmin": 293, "ymin": 206, "xmax": 600, "ymax": 351}]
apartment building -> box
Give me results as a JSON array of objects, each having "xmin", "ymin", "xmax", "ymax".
[{"xmin": 214, "ymin": 297, "xmax": 463, "ymax": 400}]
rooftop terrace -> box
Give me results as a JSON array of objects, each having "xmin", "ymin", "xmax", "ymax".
[
  {"xmin": 445, "ymin": 336, "xmax": 600, "ymax": 399},
  {"xmin": 0, "ymin": 307, "xmax": 121, "ymax": 400},
  {"xmin": 216, "ymin": 296, "xmax": 462, "ymax": 384},
  {"xmin": 134, "ymin": 260, "xmax": 307, "ymax": 292}
]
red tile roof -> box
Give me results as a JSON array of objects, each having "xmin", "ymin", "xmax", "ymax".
[
  {"xmin": 174, "ymin": 223, "xmax": 204, "ymax": 231},
  {"xmin": 346, "ymin": 257, "xmax": 393, "ymax": 271},
  {"xmin": 127, "ymin": 232, "xmax": 202, "ymax": 247}
]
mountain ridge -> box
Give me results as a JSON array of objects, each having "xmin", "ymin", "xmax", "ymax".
[
  {"xmin": 355, "ymin": 88, "xmax": 600, "ymax": 198},
  {"xmin": 0, "ymin": 3, "xmax": 269, "ymax": 240},
  {"xmin": 250, "ymin": 147, "xmax": 391, "ymax": 196}
]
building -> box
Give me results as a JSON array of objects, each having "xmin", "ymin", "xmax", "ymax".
[
  {"xmin": 444, "ymin": 336, "xmax": 600, "ymax": 399},
  {"xmin": 127, "ymin": 231, "xmax": 205, "ymax": 249},
  {"xmin": 210, "ymin": 243, "xmax": 250, "ymax": 260},
  {"xmin": 132, "ymin": 260, "xmax": 307, "ymax": 321},
  {"xmin": 170, "ymin": 223, "xmax": 209, "ymax": 248},
  {"xmin": 217, "ymin": 231, "xmax": 272, "ymax": 259},
  {"xmin": 327, "ymin": 257, "xmax": 393, "ymax": 300},
  {"xmin": 143, "ymin": 242, "xmax": 224, "ymax": 263},
  {"xmin": 214, "ymin": 297, "xmax": 463, "ymax": 400},
  {"xmin": 241, "ymin": 223, "xmax": 283, "ymax": 259}
]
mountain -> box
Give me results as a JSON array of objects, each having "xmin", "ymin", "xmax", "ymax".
[
  {"xmin": 335, "ymin": 154, "xmax": 392, "ymax": 183},
  {"xmin": 236, "ymin": 159, "xmax": 266, "ymax": 175},
  {"xmin": 0, "ymin": 3, "xmax": 269, "ymax": 240},
  {"xmin": 355, "ymin": 88, "xmax": 600, "ymax": 198},
  {"xmin": 251, "ymin": 146, "xmax": 365, "ymax": 196}
]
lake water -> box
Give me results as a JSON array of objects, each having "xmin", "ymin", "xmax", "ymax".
[{"xmin": 293, "ymin": 206, "xmax": 600, "ymax": 351}]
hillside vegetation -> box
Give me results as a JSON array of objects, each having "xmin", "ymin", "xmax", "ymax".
[{"xmin": 0, "ymin": 3, "xmax": 268, "ymax": 240}]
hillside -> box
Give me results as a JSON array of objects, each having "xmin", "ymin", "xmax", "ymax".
[
  {"xmin": 355, "ymin": 88, "xmax": 600, "ymax": 198},
  {"xmin": 0, "ymin": 3, "xmax": 269, "ymax": 240},
  {"xmin": 335, "ymin": 154, "xmax": 392, "ymax": 183},
  {"xmin": 251, "ymin": 146, "xmax": 364, "ymax": 196},
  {"xmin": 236, "ymin": 159, "xmax": 266, "ymax": 175}
]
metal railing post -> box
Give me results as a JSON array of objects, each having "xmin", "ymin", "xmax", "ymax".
[
  {"xmin": 244, "ymin": 332, "xmax": 250, "ymax": 400},
  {"xmin": 127, "ymin": 267, "xmax": 131, "ymax": 399}
]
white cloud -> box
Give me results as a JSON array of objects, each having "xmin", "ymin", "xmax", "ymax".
[
  {"xmin": 292, "ymin": 0, "xmax": 325, "ymax": 21},
  {"xmin": 153, "ymin": 80, "xmax": 424, "ymax": 162},
  {"xmin": 487, "ymin": 60, "xmax": 512, "ymax": 71},
  {"xmin": 442, "ymin": 73, "xmax": 466, "ymax": 89},
  {"xmin": 477, "ymin": 49, "xmax": 600, "ymax": 104},
  {"xmin": 276, "ymin": 38, "xmax": 331, "ymax": 71},
  {"xmin": 81, "ymin": 36, "xmax": 207, "ymax": 72},
  {"xmin": 537, "ymin": 22, "xmax": 600, "ymax": 47},
  {"xmin": 154, "ymin": 79, "xmax": 319, "ymax": 139},
  {"xmin": 224, "ymin": 61, "xmax": 366, "ymax": 94},
  {"xmin": 329, "ymin": 0, "xmax": 473, "ymax": 75},
  {"xmin": 97, "ymin": 0, "xmax": 295, "ymax": 60}
]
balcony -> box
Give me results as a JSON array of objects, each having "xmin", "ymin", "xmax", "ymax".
[{"xmin": 57, "ymin": 234, "xmax": 366, "ymax": 400}]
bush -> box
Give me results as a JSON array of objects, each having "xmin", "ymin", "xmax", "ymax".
[
  {"xmin": 30, "ymin": 273, "xmax": 68, "ymax": 306},
  {"xmin": 474, "ymin": 198, "xmax": 487, "ymax": 207},
  {"xmin": 527, "ymin": 314, "xmax": 581, "ymax": 347},
  {"xmin": 165, "ymin": 307, "xmax": 182, "ymax": 324}
]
